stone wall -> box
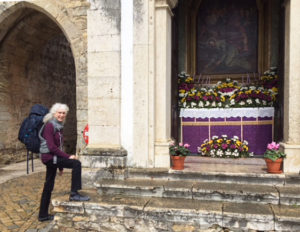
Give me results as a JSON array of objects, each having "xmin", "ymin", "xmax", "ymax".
[{"xmin": 0, "ymin": 0, "xmax": 88, "ymax": 164}]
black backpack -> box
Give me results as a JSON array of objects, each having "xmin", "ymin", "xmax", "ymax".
[{"xmin": 18, "ymin": 104, "xmax": 49, "ymax": 173}]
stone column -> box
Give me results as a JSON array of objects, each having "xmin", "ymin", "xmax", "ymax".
[
  {"xmin": 154, "ymin": 0, "xmax": 177, "ymax": 167},
  {"xmin": 282, "ymin": 0, "xmax": 300, "ymax": 173},
  {"xmin": 82, "ymin": 0, "xmax": 126, "ymax": 186}
]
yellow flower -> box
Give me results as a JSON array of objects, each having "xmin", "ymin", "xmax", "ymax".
[
  {"xmin": 179, "ymin": 89, "xmax": 186, "ymax": 93},
  {"xmin": 245, "ymin": 90, "xmax": 251, "ymax": 94},
  {"xmin": 243, "ymin": 145, "xmax": 248, "ymax": 151},
  {"xmin": 217, "ymin": 139, "xmax": 223, "ymax": 143},
  {"xmin": 196, "ymin": 92, "xmax": 201, "ymax": 96},
  {"xmin": 230, "ymin": 94, "xmax": 236, "ymax": 100},
  {"xmin": 272, "ymin": 87, "xmax": 278, "ymax": 93},
  {"xmin": 236, "ymin": 141, "xmax": 242, "ymax": 146},
  {"xmin": 181, "ymin": 98, "xmax": 186, "ymax": 103},
  {"xmin": 228, "ymin": 83, "xmax": 234, "ymax": 87},
  {"xmin": 221, "ymin": 96, "xmax": 226, "ymax": 102},
  {"xmin": 208, "ymin": 140, "xmax": 213, "ymax": 145},
  {"xmin": 226, "ymin": 140, "xmax": 231, "ymax": 144},
  {"xmin": 213, "ymin": 92, "xmax": 218, "ymax": 97}
]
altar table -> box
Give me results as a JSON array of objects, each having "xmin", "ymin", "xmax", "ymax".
[{"xmin": 180, "ymin": 107, "xmax": 274, "ymax": 155}]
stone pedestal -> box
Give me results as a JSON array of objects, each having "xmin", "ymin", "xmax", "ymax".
[{"xmin": 80, "ymin": 147, "xmax": 127, "ymax": 188}]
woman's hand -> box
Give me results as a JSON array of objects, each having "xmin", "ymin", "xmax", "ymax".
[{"xmin": 69, "ymin": 155, "xmax": 78, "ymax": 160}]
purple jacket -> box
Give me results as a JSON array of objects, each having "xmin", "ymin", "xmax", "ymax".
[{"xmin": 41, "ymin": 122, "xmax": 70, "ymax": 164}]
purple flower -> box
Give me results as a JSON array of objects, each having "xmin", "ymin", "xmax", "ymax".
[{"xmin": 221, "ymin": 144, "xmax": 228, "ymax": 149}]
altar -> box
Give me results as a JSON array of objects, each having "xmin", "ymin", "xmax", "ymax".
[{"xmin": 180, "ymin": 107, "xmax": 274, "ymax": 155}]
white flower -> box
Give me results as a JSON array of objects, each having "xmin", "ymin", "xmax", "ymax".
[
  {"xmin": 230, "ymin": 99, "xmax": 235, "ymax": 105},
  {"xmin": 249, "ymin": 86, "xmax": 256, "ymax": 90},
  {"xmin": 249, "ymin": 152, "xmax": 254, "ymax": 157},
  {"xmin": 243, "ymin": 140, "xmax": 248, "ymax": 145},
  {"xmin": 211, "ymin": 101, "xmax": 216, "ymax": 107},
  {"xmin": 216, "ymin": 149, "xmax": 223, "ymax": 156},
  {"xmin": 233, "ymin": 136, "xmax": 239, "ymax": 140},
  {"xmin": 198, "ymin": 101, "xmax": 204, "ymax": 108},
  {"xmin": 212, "ymin": 136, "xmax": 219, "ymax": 140},
  {"xmin": 205, "ymin": 101, "xmax": 210, "ymax": 107},
  {"xmin": 225, "ymin": 150, "xmax": 231, "ymax": 156},
  {"xmin": 183, "ymin": 102, "xmax": 186, "ymax": 107},
  {"xmin": 246, "ymin": 99, "xmax": 253, "ymax": 104},
  {"xmin": 197, "ymin": 147, "xmax": 202, "ymax": 153},
  {"xmin": 222, "ymin": 135, "xmax": 227, "ymax": 138},
  {"xmin": 191, "ymin": 102, "xmax": 197, "ymax": 108},
  {"xmin": 179, "ymin": 93, "xmax": 185, "ymax": 97},
  {"xmin": 218, "ymin": 102, "xmax": 222, "ymax": 107},
  {"xmin": 262, "ymin": 100, "xmax": 267, "ymax": 105},
  {"xmin": 239, "ymin": 101, "xmax": 245, "ymax": 106},
  {"xmin": 255, "ymin": 99, "xmax": 260, "ymax": 104},
  {"xmin": 225, "ymin": 105, "xmax": 230, "ymax": 108},
  {"xmin": 233, "ymin": 152, "xmax": 239, "ymax": 157}
]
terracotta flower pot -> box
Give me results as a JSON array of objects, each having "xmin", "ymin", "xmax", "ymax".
[
  {"xmin": 265, "ymin": 158, "xmax": 283, "ymax": 174},
  {"xmin": 171, "ymin": 156, "xmax": 186, "ymax": 170}
]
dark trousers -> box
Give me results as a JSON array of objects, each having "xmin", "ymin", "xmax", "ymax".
[{"xmin": 38, "ymin": 157, "xmax": 82, "ymax": 218}]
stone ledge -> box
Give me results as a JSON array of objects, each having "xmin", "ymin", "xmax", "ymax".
[
  {"xmin": 52, "ymin": 192, "xmax": 300, "ymax": 231},
  {"xmin": 81, "ymin": 147, "xmax": 127, "ymax": 157}
]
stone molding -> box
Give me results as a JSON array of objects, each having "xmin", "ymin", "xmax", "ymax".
[{"xmin": 155, "ymin": 0, "xmax": 178, "ymax": 16}]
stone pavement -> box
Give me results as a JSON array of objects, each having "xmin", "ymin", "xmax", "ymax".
[{"xmin": 0, "ymin": 159, "xmax": 71, "ymax": 232}]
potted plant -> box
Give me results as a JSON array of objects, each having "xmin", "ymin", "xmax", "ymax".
[
  {"xmin": 264, "ymin": 142, "xmax": 286, "ymax": 173},
  {"xmin": 169, "ymin": 142, "xmax": 191, "ymax": 170}
]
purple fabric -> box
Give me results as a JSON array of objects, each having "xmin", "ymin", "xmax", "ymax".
[
  {"xmin": 211, "ymin": 126, "xmax": 241, "ymax": 139},
  {"xmin": 182, "ymin": 116, "xmax": 273, "ymax": 155},
  {"xmin": 182, "ymin": 126, "xmax": 208, "ymax": 153},
  {"xmin": 41, "ymin": 122, "xmax": 70, "ymax": 164},
  {"xmin": 227, "ymin": 117, "xmax": 241, "ymax": 121},
  {"xmin": 182, "ymin": 118, "xmax": 194, "ymax": 122},
  {"xmin": 196, "ymin": 118, "xmax": 209, "ymax": 122},
  {"xmin": 244, "ymin": 125, "xmax": 272, "ymax": 154}
]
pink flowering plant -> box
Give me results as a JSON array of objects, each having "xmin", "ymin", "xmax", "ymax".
[
  {"xmin": 169, "ymin": 142, "xmax": 191, "ymax": 156},
  {"xmin": 263, "ymin": 142, "xmax": 286, "ymax": 161}
]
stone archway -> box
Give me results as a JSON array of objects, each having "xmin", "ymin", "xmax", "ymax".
[{"xmin": 0, "ymin": 1, "xmax": 88, "ymax": 164}]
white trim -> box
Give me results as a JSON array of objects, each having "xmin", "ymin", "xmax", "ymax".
[{"xmin": 121, "ymin": 0, "xmax": 133, "ymax": 162}]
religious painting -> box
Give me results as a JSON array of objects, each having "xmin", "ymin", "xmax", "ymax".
[{"xmin": 196, "ymin": 0, "xmax": 258, "ymax": 75}]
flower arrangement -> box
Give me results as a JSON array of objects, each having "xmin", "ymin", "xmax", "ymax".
[
  {"xmin": 178, "ymin": 72, "xmax": 278, "ymax": 109},
  {"xmin": 198, "ymin": 135, "xmax": 253, "ymax": 158},
  {"xmin": 263, "ymin": 142, "xmax": 286, "ymax": 161},
  {"xmin": 260, "ymin": 67, "xmax": 279, "ymax": 92},
  {"xmin": 169, "ymin": 142, "xmax": 191, "ymax": 156}
]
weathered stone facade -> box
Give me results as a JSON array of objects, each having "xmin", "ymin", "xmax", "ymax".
[
  {"xmin": 0, "ymin": 0, "xmax": 300, "ymax": 172},
  {"xmin": 0, "ymin": 0, "xmax": 88, "ymax": 163}
]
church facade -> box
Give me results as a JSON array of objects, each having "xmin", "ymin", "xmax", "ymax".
[{"xmin": 0, "ymin": 0, "xmax": 299, "ymax": 174}]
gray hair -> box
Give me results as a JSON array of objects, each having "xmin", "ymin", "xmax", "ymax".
[{"xmin": 43, "ymin": 103, "xmax": 69, "ymax": 123}]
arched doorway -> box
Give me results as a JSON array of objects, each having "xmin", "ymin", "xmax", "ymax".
[{"xmin": 0, "ymin": 7, "xmax": 77, "ymax": 164}]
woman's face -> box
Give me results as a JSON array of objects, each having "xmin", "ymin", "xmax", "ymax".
[{"xmin": 54, "ymin": 109, "xmax": 67, "ymax": 122}]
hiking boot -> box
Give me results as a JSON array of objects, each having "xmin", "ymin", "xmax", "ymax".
[
  {"xmin": 69, "ymin": 192, "xmax": 90, "ymax": 201},
  {"xmin": 38, "ymin": 214, "xmax": 54, "ymax": 222}
]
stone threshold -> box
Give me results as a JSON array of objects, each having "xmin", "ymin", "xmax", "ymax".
[
  {"xmin": 96, "ymin": 178, "xmax": 300, "ymax": 206},
  {"xmin": 128, "ymin": 168, "xmax": 300, "ymax": 186},
  {"xmin": 52, "ymin": 189, "xmax": 300, "ymax": 232}
]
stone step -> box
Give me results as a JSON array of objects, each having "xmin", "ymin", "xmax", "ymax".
[
  {"xmin": 52, "ymin": 189, "xmax": 300, "ymax": 232},
  {"xmin": 127, "ymin": 168, "xmax": 300, "ymax": 186},
  {"xmin": 95, "ymin": 178, "xmax": 300, "ymax": 206}
]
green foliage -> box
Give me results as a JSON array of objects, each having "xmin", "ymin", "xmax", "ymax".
[{"xmin": 263, "ymin": 149, "xmax": 286, "ymax": 161}]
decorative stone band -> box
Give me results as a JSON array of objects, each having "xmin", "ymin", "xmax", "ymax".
[{"xmin": 180, "ymin": 107, "xmax": 275, "ymax": 119}]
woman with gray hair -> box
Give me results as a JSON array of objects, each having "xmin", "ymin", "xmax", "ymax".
[{"xmin": 38, "ymin": 103, "xmax": 89, "ymax": 222}]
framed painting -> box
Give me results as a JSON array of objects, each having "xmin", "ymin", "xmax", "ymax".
[{"xmin": 195, "ymin": 0, "xmax": 258, "ymax": 75}]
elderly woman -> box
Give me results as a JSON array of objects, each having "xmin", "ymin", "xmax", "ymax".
[{"xmin": 38, "ymin": 103, "xmax": 89, "ymax": 222}]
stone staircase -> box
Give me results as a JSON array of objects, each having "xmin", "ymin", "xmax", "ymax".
[{"xmin": 51, "ymin": 157, "xmax": 300, "ymax": 231}]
